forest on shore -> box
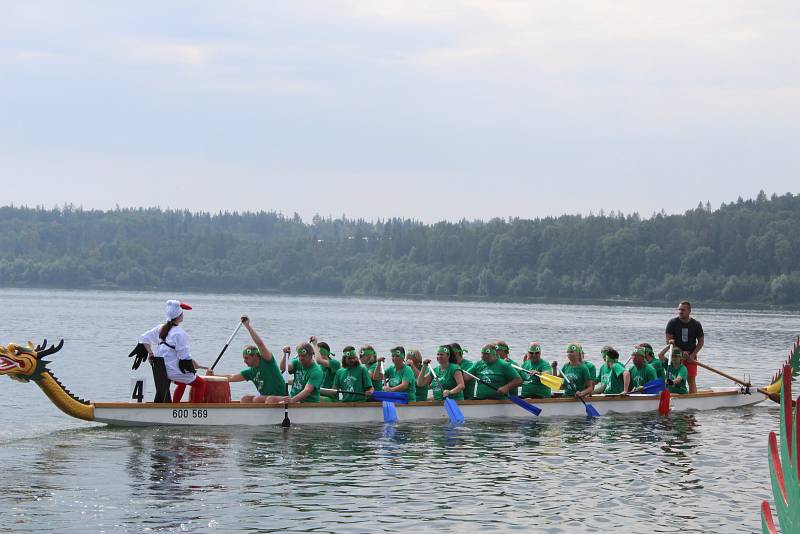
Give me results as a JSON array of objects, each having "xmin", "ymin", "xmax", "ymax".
[{"xmin": 1, "ymin": 191, "xmax": 799, "ymax": 306}]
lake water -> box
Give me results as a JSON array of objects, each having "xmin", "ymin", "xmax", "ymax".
[{"xmin": 1, "ymin": 288, "xmax": 798, "ymax": 533}]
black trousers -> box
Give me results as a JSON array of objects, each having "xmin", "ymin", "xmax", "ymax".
[{"xmin": 151, "ymin": 357, "xmax": 172, "ymax": 403}]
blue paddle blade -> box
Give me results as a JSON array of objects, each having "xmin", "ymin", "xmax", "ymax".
[
  {"xmin": 382, "ymin": 401, "xmax": 398, "ymax": 423},
  {"xmin": 509, "ymin": 395, "xmax": 542, "ymax": 416},
  {"xmin": 444, "ymin": 398, "xmax": 465, "ymax": 424},
  {"xmin": 373, "ymin": 391, "xmax": 409, "ymax": 404},
  {"xmin": 641, "ymin": 379, "xmax": 666, "ymax": 394},
  {"xmin": 585, "ymin": 402, "xmax": 601, "ymax": 417}
]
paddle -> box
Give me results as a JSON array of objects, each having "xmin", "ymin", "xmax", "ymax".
[
  {"xmin": 558, "ymin": 367, "xmax": 601, "ymax": 417},
  {"xmin": 461, "ymin": 369, "xmax": 541, "ymax": 416},
  {"xmin": 209, "ymin": 319, "xmax": 245, "ymax": 371},
  {"xmin": 629, "ymin": 378, "xmax": 666, "ymax": 394},
  {"xmin": 281, "ymin": 348, "xmax": 291, "ymax": 428},
  {"xmin": 658, "ymin": 345, "xmax": 673, "ymax": 415},
  {"xmin": 510, "ymin": 362, "xmax": 564, "ymax": 390},
  {"xmin": 427, "ymin": 366, "xmax": 465, "ymax": 424},
  {"xmin": 379, "ymin": 360, "xmax": 398, "ymax": 423},
  {"xmin": 319, "ymin": 388, "xmax": 409, "ymax": 404},
  {"xmin": 694, "ymin": 360, "xmax": 779, "ymax": 403}
]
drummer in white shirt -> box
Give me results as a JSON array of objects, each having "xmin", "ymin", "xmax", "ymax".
[{"xmin": 139, "ymin": 300, "xmax": 208, "ymax": 403}]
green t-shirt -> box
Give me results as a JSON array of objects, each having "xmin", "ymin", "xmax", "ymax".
[
  {"xmin": 431, "ymin": 364, "xmax": 464, "ymax": 401},
  {"xmin": 458, "ymin": 358, "xmax": 476, "ymax": 399},
  {"xmin": 583, "ymin": 360, "xmax": 598, "ymax": 383},
  {"xmin": 239, "ymin": 356, "xmax": 286, "ymax": 396},
  {"xmin": 627, "ymin": 362, "xmax": 658, "ymax": 389},
  {"xmin": 289, "ymin": 358, "xmax": 324, "ymax": 403},
  {"xmin": 470, "ymin": 359, "xmax": 521, "ymax": 400},
  {"xmin": 321, "ymin": 357, "xmax": 342, "ymax": 389},
  {"xmin": 332, "ymin": 365, "xmax": 373, "ymax": 402},
  {"xmin": 384, "ymin": 364, "xmax": 417, "ymax": 402},
  {"xmin": 597, "ymin": 361, "xmax": 626, "ymax": 395},
  {"xmin": 667, "ymin": 364, "xmax": 689, "ymax": 394},
  {"xmin": 414, "ymin": 366, "xmax": 431, "ymax": 402},
  {"xmin": 504, "ymin": 358, "xmax": 521, "ymax": 396},
  {"xmin": 521, "ymin": 359, "xmax": 552, "ymax": 398},
  {"xmin": 648, "ymin": 357, "xmax": 666, "ymax": 381},
  {"xmin": 561, "ymin": 363, "xmax": 592, "ymax": 397},
  {"xmin": 368, "ymin": 362, "xmax": 383, "ymax": 392}
]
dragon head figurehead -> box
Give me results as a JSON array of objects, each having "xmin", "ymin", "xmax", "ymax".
[
  {"xmin": 0, "ymin": 339, "xmax": 63, "ymax": 382},
  {"xmin": 0, "ymin": 339, "xmax": 93, "ymax": 421}
]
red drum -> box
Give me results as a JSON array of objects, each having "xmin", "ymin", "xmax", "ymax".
[{"xmin": 203, "ymin": 375, "xmax": 232, "ymax": 403}]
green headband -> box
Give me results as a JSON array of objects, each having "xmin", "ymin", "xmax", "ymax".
[
  {"xmin": 496, "ymin": 344, "xmax": 509, "ymax": 352},
  {"xmin": 243, "ymin": 347, "xmax": 261, "ymax": 356},
  {"xmin": 297, "ymin": 347, "xmax": 308, "ymax": 356},
  {"xmin": 481, "ymin": 347, "xmax": 497, "ymax": 356},
  {"xmin": 436, "ymin": 345, "xmax": 450, "ymax": 354},
  {"xmin": 566, "ymin": 344, "xmax": 580, "ymax": 353},
  {"xmin": 342, "ymin": 349, "xmax": 357, "ymax": 357},
  {"xmin": 632, "ymin": 347, "xmax": 647, "ymax": 357},
  {"xmin": 528, "ymin": 344, "xmax": 541, "ymax": 353},
  {"xmin": 360, "ymin": 348, "xmax": 376, "ymax": 357},
  {"xmin": 391, "ymin": 349, "xmax": 404, "ymax": 357},
  {"xmin": 320, "ymin": 347, "xmax": 335, "ymax": 357}
]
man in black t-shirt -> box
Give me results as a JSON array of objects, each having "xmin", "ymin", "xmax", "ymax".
[{"xmin": 665, "ymin": 300, "xmax": 704, "ymax": 393}]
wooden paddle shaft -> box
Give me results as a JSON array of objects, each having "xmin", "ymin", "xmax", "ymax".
[{"xmin": 694, "ymin": 360, "xmax": 774, "ymax": 399}]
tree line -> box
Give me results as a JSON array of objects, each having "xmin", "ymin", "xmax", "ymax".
[{"xmin": 1, "ymin": 191, "xmax": 799, "ymax": 306}]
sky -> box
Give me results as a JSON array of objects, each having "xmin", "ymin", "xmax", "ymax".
[{"xmin": 1, "ymin": 2, "xmax": 799, "ymax": 223}]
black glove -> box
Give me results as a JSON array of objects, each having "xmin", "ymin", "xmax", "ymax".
[
  {"xmin": 667, "ymin": 378, "xmax": 674, "ymax": 386},
  {"xmin": 178, "ymin": 359, "xmax": 196, "ymax": 374},
  {"xmin": 128, "ymin": 343, "xmax": 148, "ymax": 370}
]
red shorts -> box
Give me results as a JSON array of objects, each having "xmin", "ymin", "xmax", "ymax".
[{"xmin": 684, "ymin": 359, "xmax": 698, "ymax": 378}]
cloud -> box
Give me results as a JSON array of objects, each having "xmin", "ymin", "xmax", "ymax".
[{"xmin": 127, "ymin": 41, "xmax": 212, "ymax": 66}]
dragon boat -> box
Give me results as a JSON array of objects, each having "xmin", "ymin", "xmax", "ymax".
[{"xmin": 1, "ymin": 339, "xmax": 796, "ymax": 427}]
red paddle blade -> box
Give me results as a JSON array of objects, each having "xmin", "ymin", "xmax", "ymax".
[{"xmin": 658, "ymin": 389, "xmax": 671, "ymax": 415}]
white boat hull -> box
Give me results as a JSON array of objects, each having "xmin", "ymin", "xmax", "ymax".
[{"xmin": 92, "ymin": 387, "xmax": 766, "ymax": 426}]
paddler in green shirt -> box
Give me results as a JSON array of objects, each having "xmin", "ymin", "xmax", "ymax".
[
  {"xmin": 417, "ymin": 345, "xmax": 466, "ymax": 400},
  {"xmin": 331, "ymin": 346, "xmax": 374, "ymax": 402},
  {"xmin": 664, "ymin": 346, "xmax": 689, "ymax": 394},
  {"xmin": 520, "ymin": 343, "xmax": 552, "ymax": 398},
  {"xmin": 211, "ymin": 316, "xmax": 286, "ymax": 402},
  {"xmin": 359, "ymin": 344, "xmax": 383, "ymax": 392},
  {"xmin": 593, "ymin": 346, "xmax": 625, "ymax": 395},
  {"xmin": 316, "ymin": 341, "xmax": 342, "ymax": 402},
  {"xmin": 451, "ymin": 342, "xmax": 475, "ymax": 399},
  {"xmin": 383, "ymin": 346, "xmax": 417, "ymax": 402},
  {"xmin": 496, "ymin": 340, "xmax": 521, "ymax": 396},
  {"xmin": 561, "ymin": 343, "xmax": 594, "ymax": 398},
  {"xmin": 576, "ymin": 343, "xmax": 598, "ymax": 383},
  {"xmin": 280, "ymin": 340, "xmax": 324, "ymax": 403},
  {"xmin": 469, "ymin": 343, "xmax": 522, "ymax": 400},
  {"xmin": 639, "ymin": 342, "xmax": 665, "ymax": 381},
  {"xmin": 406, "ymin": 349, "xmax": 431, "ymax": 401},
  {"xmin": 625, "ymin": 346, "xmax": 658, "ymax": 392}
]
